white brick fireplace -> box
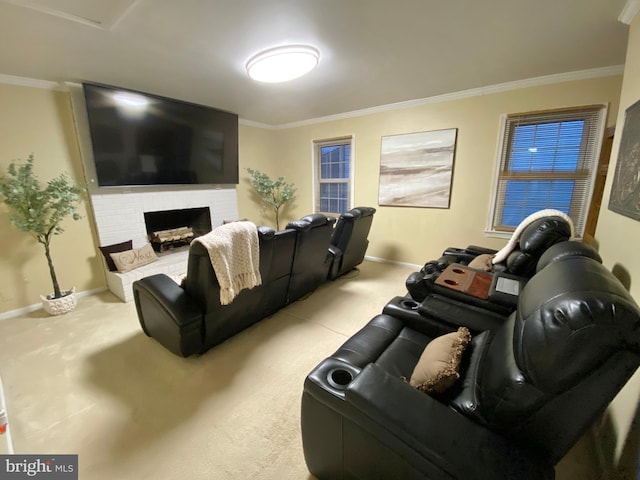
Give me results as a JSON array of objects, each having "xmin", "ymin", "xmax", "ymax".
[
  {"xmin": 69, "ymin": 84, "xmax": 240, "ymax": 301},
  {"xmin": 91, "ymin": 188, "xmax": 237, "ymax": 249},
  {"xmin": 91, "ymin": 186, "xmax": 238, "ymax": 302}
]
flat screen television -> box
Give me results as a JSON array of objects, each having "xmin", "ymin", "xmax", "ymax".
[{"xmin": 82, "ymin": 82, "xmax": 239, "ymax": 187}]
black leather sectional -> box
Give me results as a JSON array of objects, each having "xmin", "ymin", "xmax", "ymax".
[{"xmin": 133, "ymin": 208, "xmax": 376, "ymax": 357}]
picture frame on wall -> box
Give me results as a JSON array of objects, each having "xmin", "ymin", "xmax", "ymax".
[
  {"xmin": 378, "ymin": 128, "xmax": 457, "ymax": 208},
  {"xmin": 608, "ymin": 98, "xmax": 640, "ymax": 221}
]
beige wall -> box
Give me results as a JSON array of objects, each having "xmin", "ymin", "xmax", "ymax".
[
  {"xmin": 238, "ymin": 75, "xmax": 623, "ymax": 267},
  {"xmin": 595, "ymin": 14, "xmax": 640, "ymax": 463},
  {"xmin": 1, "ymin": 75, "xmax": 622, "ymax": 315},
  {"xmin": 0, "ymin": 83, "xmax": 104, "ymax": 313},
  {"xmin": 237, "ymin": 124, "xmax": 282, "ymax": 228}
]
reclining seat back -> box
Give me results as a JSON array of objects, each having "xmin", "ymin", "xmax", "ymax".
[
  {"xmin": 328, "ymin": 206, "xmax": 376, "ymax": 280},
  {"xmin": 406, "ymin": 214, "xmax": 572, "ymax": 302},
  {"xmin": 499, "ymin": 215, "xmax": 573, "ymax": 277},
  {"xmin": 184, "ymin": 225, "xmax": 296, "ymax": 351},
  {"xmin": 450, "ymin": 248, "xmax": 640, "ymax": 463},
  {"xmin": 286, "ymin": 214, "xmax": 336, "ymax": 302}
]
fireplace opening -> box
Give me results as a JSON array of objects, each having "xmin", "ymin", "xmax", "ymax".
[{"xmin": 144, "ymin": 207, "xmax": 212, "ymax": 253}]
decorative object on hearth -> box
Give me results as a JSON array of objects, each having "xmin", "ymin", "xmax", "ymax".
[
  {"xmin": 150, "ymin": 226, "xmax": 194, "ymax": 252},
  {"xmin": 246, "ymin": 168, "xmax": 297, "ymax": 230},
  {"xmin": 0, "ymin": 154, "xmax": 84, "ymax": 315},
  {"xmin": 608, "ymin": 98, "xmax": 640, "ymax": 221},
  {"xmin": 109, "ymin": 243, "xmax": 159, "ymax": 273},
  {"xmin": 379, "ymin": 128, "xmax": 457, "ymax": 208},
  {"xmin": 99, "ymin": 239, "xmax": 133, "ymax": 271}
]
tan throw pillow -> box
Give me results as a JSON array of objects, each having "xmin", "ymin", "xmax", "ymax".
[
  {"xmin": 409, "ymin": 327, "xmax": 472, "ymax": 394},
  {"xmin": 468, "ymin": 253, "xmax": 494, "ymax": 271},
  {"xmin": 99, "ymin": 239, "xmax": 133, "ymax": 272},
  {"xmin": 110, "ymin": 244, "xmax": 159, "ymax": 273}
]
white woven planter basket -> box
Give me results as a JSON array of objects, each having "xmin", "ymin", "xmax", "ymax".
[{"xmin": 41, "ymin": 287, "xmax": 77, "ymax": 316}]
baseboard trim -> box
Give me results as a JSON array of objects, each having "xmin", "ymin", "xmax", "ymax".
[
  {"xmin": 0, "ymin": 287, "xmax": 108, "ymax": 321},
  {"xmin": 1, "ymin": 260, "xmax": 417, "ymax": 320},
  {"xmin": 364, "ymin": 255, "xmax": 421, "ymax": 271}
]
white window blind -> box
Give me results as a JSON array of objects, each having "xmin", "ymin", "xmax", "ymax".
[{"xmin": 490, "ymin": 105, "xmax": 606, "ymax": 236}]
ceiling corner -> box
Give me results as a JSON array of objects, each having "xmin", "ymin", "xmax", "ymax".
[{"xmin": 619, "ymin": 0, "xmax": 640, "ymax": 25}]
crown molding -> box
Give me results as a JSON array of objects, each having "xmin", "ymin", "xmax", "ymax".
[
  {"xmin": 0, "ymin": 0, "xmax": 104, "ymax": 29},
  {"xmin": 0, "ymin": 0, "xmax": 143, "ymax": 30},
  {"xmin": 619, "ymin": 0, "xmax": 640, "ymax": 25},
  {"xmin": 0, "ymin": 73, "xmax": 65, "ymax": 91},
  {"xmin": 239, "ymin": 118, "xmax": 277, "ymax": 130},
  {"xmin": 2, "ymin": 65, "xmax": 626, "ymax": 129},
  {"xmin": 273, "ymin": 65, "xmax": 625, "ymax": 130},
  {"xmin": 480, "ymin": 65, "xmax": 624, "ymax": 95}
]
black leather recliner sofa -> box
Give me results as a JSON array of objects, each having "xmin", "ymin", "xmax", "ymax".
[
  {"xmin": 406, "ymin": 214, "xmax": 573, "ymax": 305},
  {"xmin": 328, "ymin": 206, "xmax": 376, "ymax": 280},
  {"xmin": 133, "ymin": 214, "xmax": 335, "ymax": 357},
  {"xmin": 301, "ymin": 241, "xmax": 640, "ymax": 479},
  {"xmin": 286, "ymin": 214, "xmax": 337, "ymax": 302}
]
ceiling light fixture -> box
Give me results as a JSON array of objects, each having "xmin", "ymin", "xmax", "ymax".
[{"xmin": 246, "ymin": 45, "xmax": 319, "ymax": 83}]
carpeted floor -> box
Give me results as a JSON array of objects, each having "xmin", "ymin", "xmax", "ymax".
[{"xmin": 0, "ymin": 260, "xmax": 604, "ymax": 479}]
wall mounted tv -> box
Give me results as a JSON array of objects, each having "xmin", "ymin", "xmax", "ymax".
[{"xmin": 82, "ymin": 82, "xmax": 239, "ymax": 187}]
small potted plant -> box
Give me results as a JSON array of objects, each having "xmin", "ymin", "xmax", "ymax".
[
  {"xmin": 0, "ymin": 154, "xmax": 84, "ymax": 315},
  {"xmin": 247, "ymin": 168, "xmax": 297, "ymax": 230}
]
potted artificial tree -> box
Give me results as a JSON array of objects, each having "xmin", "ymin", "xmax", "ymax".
[
  {"xmin": 247, "ymin": 168, "xmax": 297, "ymax": 230},
  {"xmin": 0, "ymin": 154, "xmax": 84, "ymax": 315}
]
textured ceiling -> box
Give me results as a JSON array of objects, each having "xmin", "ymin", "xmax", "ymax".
[{"xmin": 0, "ymin": 0, "xmax": 631, "ymax": 125}]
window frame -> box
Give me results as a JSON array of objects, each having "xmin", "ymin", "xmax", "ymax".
[
  {"xmin": 312, "ymin": 136, "xmax": 354, "ymax": 215},
  {"xmin": 486, "ymin": 105, "xmax": 607, "ymax": 238}
]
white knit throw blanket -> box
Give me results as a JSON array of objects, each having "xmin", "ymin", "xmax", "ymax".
[
  {"xmin": 492, "ymin": 209, "xmax": 575, "ymax": 264},
  {"xmin": 193, "ymin": 221, "xmax": 261, "ymax": 305}
]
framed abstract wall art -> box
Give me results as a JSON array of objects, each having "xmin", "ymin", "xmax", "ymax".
[
  {"xmin": 378, "ymin": 128, "xmax": 457, "ymax": 208},
  {"xmin": 608, "ymin": 98, "xmax": 640, "ymax": 221}
]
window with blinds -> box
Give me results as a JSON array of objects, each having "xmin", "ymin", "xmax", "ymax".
[
  {"xmin": 313, "ymin": 137, "xmax": 353, "ymax": 214},
  {"xmin": 489, "ymin": 105, "xmax": 606, "ymax": 236}
]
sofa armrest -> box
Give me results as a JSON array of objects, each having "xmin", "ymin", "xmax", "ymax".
[
  {"xmin": 327, "ymin": 245, "xmax": 344, "ymax": 280},
  {"xmin": 465, "ymin": 245, "xmax": 499, "ymax": 255},
  {"xmin": 345, "ymin": 364, "xmax": 553, "ymax": 480},
  {"xmin": 417, "ymin": 293, "xmax": 508, "ymax": 332},
  {"xmin": 133, "ymin": 274, "xmax": 204, "ymax": 356}
]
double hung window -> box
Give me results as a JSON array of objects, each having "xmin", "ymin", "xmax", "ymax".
[
  {"xmin": 489, "ymin": 105, "xmax": 606, "ymax": 236},
  {"xmin": 313, "ymin": 137, "xmax": 353, "ymax": 214}
]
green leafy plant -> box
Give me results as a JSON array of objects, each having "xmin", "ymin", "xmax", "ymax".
[
  {"xmin": 0, "ymin": 154, "xmax": 84, "ymax": 299},
  {"xmin": 246, "ymin": 168, "xmax": 297, "ymax": 230}
]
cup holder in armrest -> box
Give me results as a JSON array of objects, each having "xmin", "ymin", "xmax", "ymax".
[
  {"xmin": 401, "ymin": 299, "xmax": 419, "ymax": 310},
  {"xmin": 327, "ymin": 368, "xmax": 354, "ymax": 390},
  {"xmin": 307, "ymin": 358, "xmax": 362, "ymax": 399},
  {"xmin": 382, "ymin": 296, "xmax": 425, "ymax": 322}
]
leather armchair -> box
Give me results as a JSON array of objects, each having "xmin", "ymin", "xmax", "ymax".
[
  {"xmin": 327, "ymin": 206, "xmax": 376, "ymax": 280},
  {"xmin": 286, "ymin": 214, "xmax": 336, "ymax": 302},
  {"xmin": 301, "ymin": 247, "xmax": 640, "ymax": 479}
]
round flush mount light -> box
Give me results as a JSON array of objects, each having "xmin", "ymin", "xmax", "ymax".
[{"xmin": 246, "ymin": 45, "xmax": 320, "ymax": 83}]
